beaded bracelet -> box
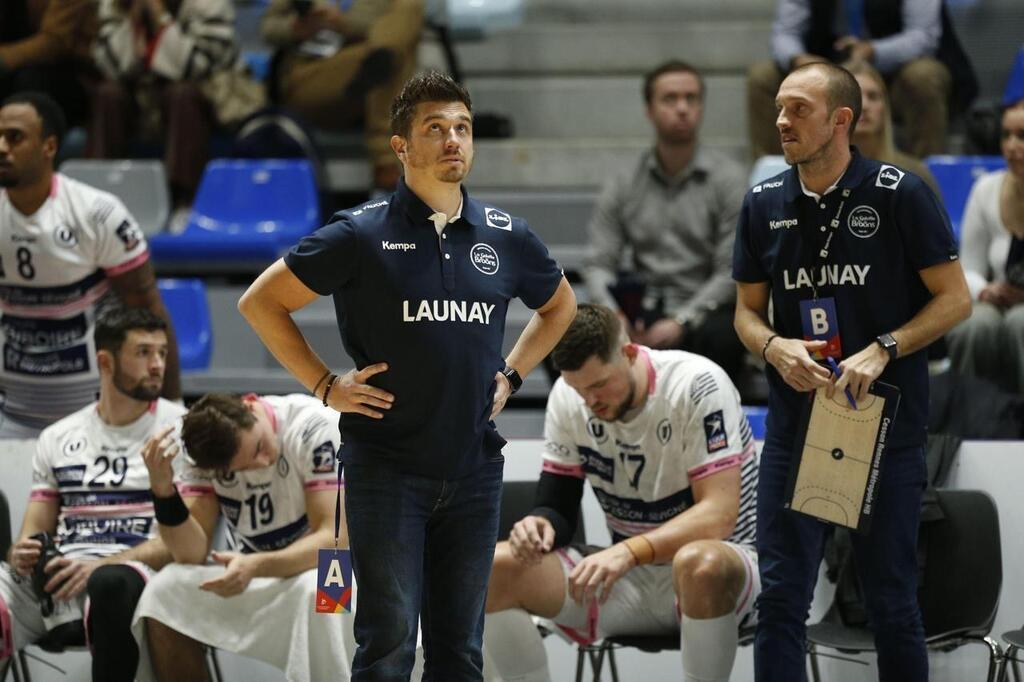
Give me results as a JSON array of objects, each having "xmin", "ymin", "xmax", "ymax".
[{"xmin": 321, "ymin": 374, "xmax": 339, "ymax": 407}]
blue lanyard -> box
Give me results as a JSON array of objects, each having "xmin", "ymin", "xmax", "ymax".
[{"xmin": 333, "ymin": 457, "xmax": 344, "ymax": 549}]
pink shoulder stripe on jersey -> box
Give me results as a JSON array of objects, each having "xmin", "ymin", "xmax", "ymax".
[
  {"xmin": 304, "ymin": 479, "xmax": 341, "ymax": 492},
  {"xmin": 30, "ymin": 489, "xmax": 59, "ymax": 501},
  {"xmin": 50, "ymin": 174, "xmax": 59, "ymax": 198},
  {"xmin": 687, "ymin": 444, "xmax": 755, "ymax": 482},
  {"xmin": 148, "ymin": 400, "xmax": 158, "ymax": 414},
  {"xmin": 104, "ymin": 250, "xmax": 150, "ymax": 278},
  {"xmin": 0, "ymin": 591, "xmax": 12, "ymax": 659},
  {"xmin": 178, "ymin": 483, "xmax": 215, "ymax": 498},
  {"xmin": 542, "ymin": 460, "xmax": 584, "ymax": 479}
]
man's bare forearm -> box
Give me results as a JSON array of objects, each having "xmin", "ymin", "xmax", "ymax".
[{"xmin": 505, "ymin": 278, "xmax": 576, "ymax": 376}]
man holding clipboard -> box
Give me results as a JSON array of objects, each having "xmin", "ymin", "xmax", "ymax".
[{"xmin": 732, "ymin": 62, "xmax": 971, "ymax": 681}]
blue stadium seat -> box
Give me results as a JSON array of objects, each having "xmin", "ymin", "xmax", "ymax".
[
  {"xmin": 743, "ymin": 405, "xmax": 768, "ymax": 441},
  {"xmin": 925, "ymin": 155, "xmax": 1006, "ymax": 240},
  {"xmin": 149, "ymin": 160, "xmax": 319, "ymax": 271},
  {"xmin": 158, "ymin": 278, "xmax": 212, "ymax": 372}
]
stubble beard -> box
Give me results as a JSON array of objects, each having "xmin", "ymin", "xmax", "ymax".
[
  {"xmin": 113, "ymin": 367, "xmax": 162, "ymax": 402},
  {"xmin": 611, "ymin": 374, "xmax": 638, "ymax": 422}
]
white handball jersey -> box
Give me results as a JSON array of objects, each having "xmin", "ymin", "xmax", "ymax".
[
  {"xmin": 543, "ymin": 348, "xmax": 757, "ymax": 545},
  {"xmin": 0, "ymin": 174, "xmax": 149, "ymax": 428},
  {"xmin": 30, "ymin": 398, "xmax": 187, "ymax": 560},
  {"xmin": 178, "ymin": 395, "xmax": 342, "ymax": 553}
]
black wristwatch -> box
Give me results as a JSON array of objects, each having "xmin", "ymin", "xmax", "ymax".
[
  {"xmin": 501, "ymin": 366, "xmax": 523, "ymax": 394},
  {"xmin": 875, "ymin": 333, "xmax": 898, "ymax": 361}
]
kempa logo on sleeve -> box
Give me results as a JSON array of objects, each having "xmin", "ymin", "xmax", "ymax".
[
  {"xmin": 381, "ymin": 241, "xmax": 416, "ymax": 251},
  {"xmin": 352, "ymin": 199, "xmax": 388, "ymax": 216}
]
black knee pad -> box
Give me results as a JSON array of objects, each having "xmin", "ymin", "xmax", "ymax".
[{"xmin": 86, "ymin": 564, "xmax": 146, "ymax": 619}]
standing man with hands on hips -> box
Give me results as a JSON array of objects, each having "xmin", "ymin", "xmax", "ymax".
[
  {"xmin": 238, "ymin": 71, "xmax": 576, "ymax": 681},
  {"xmin": 732, "ymin": 62, "xmax": 970, "ymax": 681}
]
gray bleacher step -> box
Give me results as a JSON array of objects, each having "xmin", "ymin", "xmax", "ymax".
[
  {"xmin": 467, "ymin": 73, "xmax": 749, "ymax": 140},
  {"xmin": 458, "ymin": 22, "xmax": 772, "ymax": 76},
  {"xmin": 523, "ymin": 0, "xmax": 774, "ymax": 22},
  {"xmin": 326, "ymin": 136, "xmax": 748, "ymax": 192}
]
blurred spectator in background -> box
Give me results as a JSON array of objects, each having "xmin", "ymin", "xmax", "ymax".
[
  {"xmin": 846, "ymin": 60, "xmax": 941, "ymax": 196},
  {"xmin": 0, "ymin": 0, "xmax": 98, "ymax": 129},
  {"xmin": 748, "ymin": 0, "xmax": 977, "ymax": 160},
  {"xmin": 88, "ymin": 0, "xmax": 265, "ymax": 228},
  {"xmin": 261, "ymin": 0, "xmax": 424, "ymax": 194},
  {"xmin": 583, "ymin": 60, "xmax": 749, "ymax": 387},
  {"xmin": 0, "ymin": 91, "xmax": 181, "ymax": 438},
  {"xmin": 946, "ymin": 99, "xmax": 1024, "ymax": 393}
]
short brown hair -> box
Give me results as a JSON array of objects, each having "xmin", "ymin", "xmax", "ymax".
[
  {"xmin": 390, "ymin": 71, "xmax": 472, "ymax": 138},
  {"xmin": 551, "ymin": 304, "xmax": 625, "ymax": 372},
  {"xmin": 793, "ymin": 62, "xmax": 862, "ymax": 137},
  {"xmin": 94, "ymin": 304, "xmax": 167, "ymax": 355},
  {"xmin": 182, "ymin": 393, "xmax": 255, "ymax": 471},
  {"xmin": 643, "ymin": 60, "xmax": 704, "ymax": 104}
]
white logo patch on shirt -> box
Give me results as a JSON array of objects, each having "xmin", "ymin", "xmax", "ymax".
[
  {"xmin": 848, "ymin": 206, "xmax": 881, "ymax": 238},
  {"xmin": 485, "ymin": 208, "xmax": 512, "ymax": 231},
  {"xmin": 470, "ymin": 243, "xmax": 499, "ymax": 275},
  {"xmin": 875, "ymin": 165, "xmax": 905, "ymax": 190}
]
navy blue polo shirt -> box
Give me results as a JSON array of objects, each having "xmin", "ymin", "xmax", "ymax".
[
  {"xmin": 285, "ymin": 179, "xmax": 562, "ymax": 478},
  {"xmin": 732, "ymin": 148, "xmax": 958, "ymax": 450}
]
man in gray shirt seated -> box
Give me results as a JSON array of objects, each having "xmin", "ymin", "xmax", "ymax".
[{"xmin": 583, "ymin": 60, "xmax": 748, "ymax": 386}]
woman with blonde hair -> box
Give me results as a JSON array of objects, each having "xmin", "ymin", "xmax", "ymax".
[
  {"xmin": 845, "ymin": 60, "xmax": 941, "ymax": 196},
  {"xmin": 946, "ymin": 99, "xmax": 1024, "ymax": 392}
]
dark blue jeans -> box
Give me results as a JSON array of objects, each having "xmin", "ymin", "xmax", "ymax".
[
  {"xmin": 754, "ymin": 441, "xmax": 928, "ymax": 682},
  {"xmin": 344, "ymin": 457, "xmax": 504, "ymax": 682}
]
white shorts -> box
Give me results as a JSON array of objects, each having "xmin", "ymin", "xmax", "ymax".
[
  {"xmin": 132, "ymin": 564, "xmax": 355, "ymax": 682},
  {"xmin": 0, "ymin": 559, "xmax": 152, "ymax": 658},
  {"xmin": 550, "ymin": 542, "xmax": 760, "ymax": 645}
]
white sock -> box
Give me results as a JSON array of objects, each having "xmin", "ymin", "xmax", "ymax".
[
  {"xmin": 482, "ymin": 609, "xmax": 552, "ymax": 682},
  {"xmin": 680, "ymin": 612, "xmax": 739, "ymax": 682}
]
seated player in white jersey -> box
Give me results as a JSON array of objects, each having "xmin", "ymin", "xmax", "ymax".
[
  {"xmin": 0, "ymin": 92, "xmax": 180, "ymax": 438},
  {"xmin": 0, "ymin": 305, "xmax": 183, "ymax": 681},
  {"xmin": 134, "ymin": 392, "xmax": 351, "ymax": 682},
  {"xmin": 483, "ymin": 304, "xmax": 760, "ymax": 682}
]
